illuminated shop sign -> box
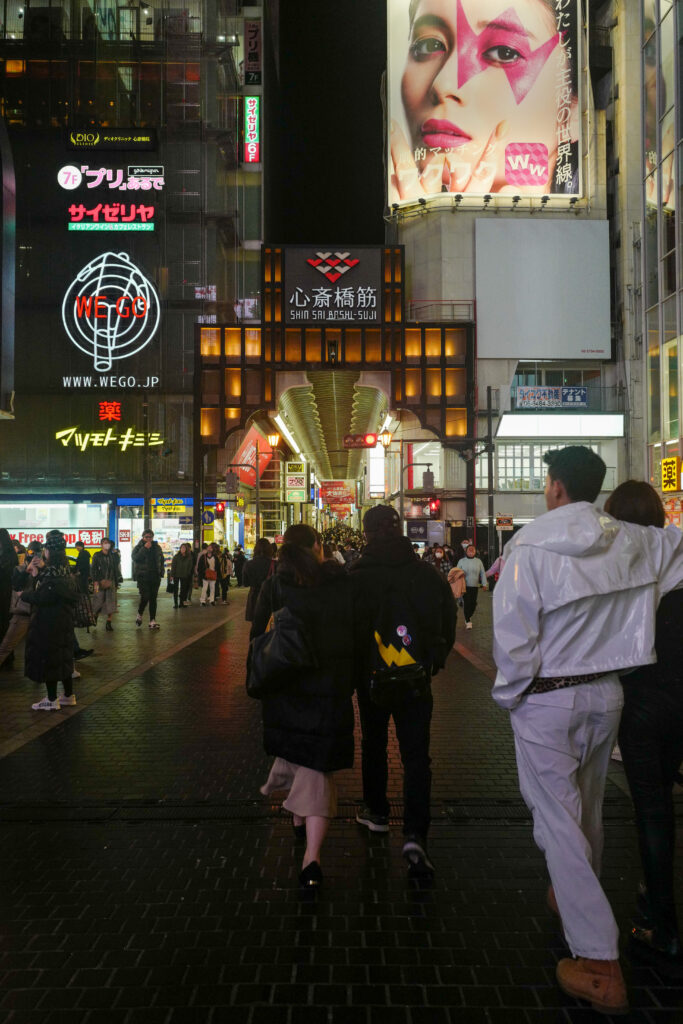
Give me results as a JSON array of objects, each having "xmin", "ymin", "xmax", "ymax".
[
  {"xmin": 68, "ymin": 203, "xmax": 155, "ymax": 231},
  {"xmin": 386, "ymin": 0, "xmax": 581, "ymax": 206},
  {"xmin": 284, "ymin": 247, "xmax": 382, "ymax": 324},
  {"xmin": 62, "ymin": 252, "xmax": 161, "ymax": 372},
  {"xmin": 661, "ymin": 456, "xmax": 681, "ymax": 493},
  {"xmin": 244, "ymin": 20, "xmax": 262, "ymax": 85},
  {"xmin": 195, "ymin": 285, "xmax": 217, "ymax": 300},
  {"xmin": 99, "ymin": 400, "xmax": 122, "ymax": 421},
  {"xmin": 244, "ymin": 97, "xmax": 260, "ymax": 163},
  {"xmin": 58, "ymin": 165, "xmax": 165, "ymax": 192},
  {"xmin": 9, "ymin": 529, "xmax": 105, "ymax": 546},
  {"xmin": 67, "ymin": 130, "xmax": 156, "ymax": 151},
  {"xmin": 56, "ymin": 426, "xmax": 165, "ymax": 452}
]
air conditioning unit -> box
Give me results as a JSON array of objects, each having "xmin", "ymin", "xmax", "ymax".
[{"xmin": 25, "ymin": 6, "xmax": 69, "ymax": 41}]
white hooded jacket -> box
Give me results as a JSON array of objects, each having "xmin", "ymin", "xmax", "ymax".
[{"xmin": 492, "ymin": 502, "xmax": 683, "ymax": 709}]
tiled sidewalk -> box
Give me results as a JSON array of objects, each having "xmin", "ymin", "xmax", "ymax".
[{"xmin": 0, "ymin": 589, "xmax": 681, "ymax": 1023}]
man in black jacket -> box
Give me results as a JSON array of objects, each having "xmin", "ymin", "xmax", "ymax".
[
  {"xmin": 350, "ymin": 505, "xmax": 457, "ymax": 876},
  {"xmin": 132, "ymin": 529, "xmax": 165, "ymax": 629}
]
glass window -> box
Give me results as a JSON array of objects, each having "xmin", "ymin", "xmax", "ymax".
[
  {"xmin": 644, "ymin": 200, "xmax": 659, "ymax": 307},
  {"xmin": 659, "ymin": 11, "xmax": 675, "ymax": 117},
  {"xmin": 544, "ymin": 370, "xmax": 563, "ymax": 386},
  {"xmin": 648, "ymin": 309, "xmax": 662, "ymax": 442},
  {"xmin": 644, "ymin": 30, "xmax": 657, "ymax": 171},
  {"xmin": 663, "ymin": 337, "xmax": 679, "ymax": 439}
]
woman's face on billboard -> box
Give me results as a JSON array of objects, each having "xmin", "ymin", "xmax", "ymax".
[{"xmin": 399, "ymin": 0, "xmax": 576, "ymax": 193}]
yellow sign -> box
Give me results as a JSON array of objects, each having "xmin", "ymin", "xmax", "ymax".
[
  {"xmin": 56, "ymin": 426, "xmax": 164, "ymax": 452},
  {"xmin": 662, "ymin": 456, "xmax": 680, "ymax": 493}
]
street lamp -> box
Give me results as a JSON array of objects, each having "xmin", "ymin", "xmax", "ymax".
[
  {"xmin": 379, "ymin": 429, "xmax": 392, "ymax": 449},
  {"xmin": 267, "ymin": 432, "xmax": 280, "ymax": 448}
]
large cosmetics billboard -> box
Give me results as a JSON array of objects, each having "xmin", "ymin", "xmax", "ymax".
[{"xmin": 387, "ymin": 0, "xmax": 581, "ymax": 206}]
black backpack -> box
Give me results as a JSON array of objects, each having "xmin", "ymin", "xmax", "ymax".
[{"xmin": 368, "ymin": 564, "xmax": 432, "ymax": 709}]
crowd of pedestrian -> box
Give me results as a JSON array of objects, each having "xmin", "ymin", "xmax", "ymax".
[{"xmin": 245, "ymin": 444, "xmax": 683, "ymax": 1016}]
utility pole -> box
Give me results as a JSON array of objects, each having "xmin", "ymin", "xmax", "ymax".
[{"xmin": 255, "ymin": 439, "xmax": 261, "ymax": 540}]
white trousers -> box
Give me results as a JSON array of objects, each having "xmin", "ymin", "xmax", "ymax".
[
  {"xmin": 201, "ymin": 579, "xmax": 216, "ymax": 603},
  {"xmin": 510, "ymin": 675, "xmax": 623, "ymax": 960}
]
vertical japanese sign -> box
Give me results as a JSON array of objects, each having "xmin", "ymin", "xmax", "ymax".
[
  {"xmin": 244, "ymin": 97, "xmax": 260, "ymax": 164},
  {"xmin": 244, "ymin": 20, "xmax": 262, "ymax": 85},
  {"xmin": 386, "ymin": 0, "xmax": 581, "ymax": 206},
  {"xmin": 284, "ymin": 247, "xmax": 382, "ymax": 324},
  {"xmin": 661, "ymin": 456, "xmax": 680, "ymax": 493}
]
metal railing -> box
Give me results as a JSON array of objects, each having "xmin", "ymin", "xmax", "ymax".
[{"xmin": 408, "ymin": 299, "xmax": 474, "ymax": 323}]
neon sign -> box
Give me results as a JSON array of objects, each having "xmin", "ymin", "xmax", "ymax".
[
  {"xmin": 56, "ymin": 426, "xmax": 164, "ymax": 452},
  {"xmin": 61, "ymin": 252, "xmax": 161, "ymax": 372},
  {"xmin": 244, "ymin": 97, "xmax": 260, "ymax": 163}
]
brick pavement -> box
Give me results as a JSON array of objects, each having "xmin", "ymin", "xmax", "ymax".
[{"xmin": 0, "ymin": 587, "xmax": 682, "ymax": 1022}]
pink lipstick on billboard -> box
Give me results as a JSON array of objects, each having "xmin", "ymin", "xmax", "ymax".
[{"xmin": 420, "ymin": 119, "xmax": 472, "ymax": 149}]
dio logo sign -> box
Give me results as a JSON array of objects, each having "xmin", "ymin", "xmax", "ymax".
[{"xmin": 62, "ymin": 251, "xmax": 160, "ymax": 371}]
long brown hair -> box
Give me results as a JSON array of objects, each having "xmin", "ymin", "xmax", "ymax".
[{"xmin": 277, "ymin": 524, "xmax": 320, "ymax": 586}]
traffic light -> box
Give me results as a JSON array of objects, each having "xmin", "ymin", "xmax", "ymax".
[
  {"xmin": 428, "ymin": 497, "xmax": 440, "ymax": 519},
  {"xmin": 215, "ymin": 501, "xmax": 225, "ymax": 519},
  {"xmin": 343, "ymin": 433, "xmax": 378, "ymax": 449}
]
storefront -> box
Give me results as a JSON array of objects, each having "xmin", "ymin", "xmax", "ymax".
[{"xmin": 0, "ymin": 500, "xmax": 110, "ymax": 560}]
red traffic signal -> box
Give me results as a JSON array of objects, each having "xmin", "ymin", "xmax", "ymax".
[
  {"xmin": 428, "ymin": 498, "xmax": 440, "ymax": 519},
  {"xmin": 215, "ymin": 501, "xmax": 225, "ymax": 518},
  {"xmin": 344, "ymin": 433, "xmax": 378, "ymax": 449}
]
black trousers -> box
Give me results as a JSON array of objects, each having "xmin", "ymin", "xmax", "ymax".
[
  {"xmin": 356, "ymin": 685, "xmax": 433, "ymax": 838},
  {"xmin": 137, "ymin": 576, "xmax": 161, "ymax": 620},
  {"xmin": 619, "ymin": 680, "xmax": 683, "ymax": 943},
  {"xmin": 172, "ymin": 577, "xmax": 191, "ymax": 606},
  {"xmin": 463, "ymin": 586, "xmax": 479, "ymax": 622},
  {"xmin": 220, "ymin": 577, "xmax": 230, "ymax": 601}
]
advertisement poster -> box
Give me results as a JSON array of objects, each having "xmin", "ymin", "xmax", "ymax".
[
  {"xmin": 320, "ymin": 481, "xmax": 356, "ymax": 506},
  {"xmin": 387, "ymin": 0, "xmax": 581, "ymax": 205},
  {"xmin": 233, "ymin": 426, "xmax": 273, "ymax": 486}
]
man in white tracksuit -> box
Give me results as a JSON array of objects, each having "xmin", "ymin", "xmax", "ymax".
[{"xmin": 492, "ymin": 446, "xmax": 683, "ymax": 1014}]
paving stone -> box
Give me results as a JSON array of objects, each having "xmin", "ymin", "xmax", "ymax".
[{"xmin": 0, "ymin": 588, "xmax": 681, "ymax": 1021}]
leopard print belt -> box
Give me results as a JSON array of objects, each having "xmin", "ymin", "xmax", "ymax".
[{"xmin": 527, "ymin": 671, "xmax": 610, "ymax": 695}]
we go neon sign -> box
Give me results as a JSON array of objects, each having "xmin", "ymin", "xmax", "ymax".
[{"xmin": 62, "ymin": 251, "xmax": 160, "ymax": 372}]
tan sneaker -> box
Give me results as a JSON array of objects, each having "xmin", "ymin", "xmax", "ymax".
[{"xmin": 556, "ymin": 957, "xmax": 628, "ymax": 1015}]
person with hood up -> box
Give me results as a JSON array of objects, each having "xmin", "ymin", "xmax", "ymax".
[
  {"xmin": 23, "ymin": 531, "xmax": 79, "ymax": 711},
  {"xmin": 492, "ymin": 446, "xmax": 683, "ymax": 1015},
  {"xmin": 250, "ymin": 524, "xmax": 355, "ymax": 887},
  {"xmin": 350, "ymin": 505, "xmax": 456, "ymax": 877}
]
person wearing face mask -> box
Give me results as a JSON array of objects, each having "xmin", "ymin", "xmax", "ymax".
[
  {"xmin": 90, "ymin": 538, "xmax": 121, "ymax": 632},
  {"xmin": 456, "ymin": 544, "xmax": 487, "ymax": 629},
  {"xmin": 428, "ymin": 544, "xmax": 451, "ymax": 576}
]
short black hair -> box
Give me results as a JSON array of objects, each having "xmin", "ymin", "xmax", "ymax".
[{"xmin": 543, "ymin": 446, "xmax": 606, "ymax": 503}]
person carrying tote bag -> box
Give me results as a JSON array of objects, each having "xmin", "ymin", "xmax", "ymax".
[{"xmin": 248, "ymin": 524, "xmax": 354, "ymax": 888}]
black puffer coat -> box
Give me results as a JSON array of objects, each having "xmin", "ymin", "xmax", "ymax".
[
  {"xmin": 350, "ymin": 535, "xmax": 457, "ymax": 688},
  {"xmin": 23, "ymin": 567, "xmax": 78, "ymax": 683},
  {"xmin": 250, "ymin": 557, "xmax": 355, "ymax": 772},
  {"xmin": 243, "ymin": 555, "xmax": 273, "ymax": 621}
]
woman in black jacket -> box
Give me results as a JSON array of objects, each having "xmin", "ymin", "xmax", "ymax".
[
  {"xmin": 605, "ymin": 481, "xmax": 683, "ymax": 976},
  {"xmin": 243, "ymin": 537, "xmax": 274, "ymax": 621},
  {"xmin": 24, "ymin": 531, "xmax": 79, "ymax": 711},
  {"xmin": 0, "ymin": 528, "xmax": 18, "ymax": 667},
  {"xmin": 250, "ymin": 524, "xmax": 354, "ymax": 886}
]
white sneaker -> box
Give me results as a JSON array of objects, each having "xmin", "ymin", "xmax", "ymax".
[
  {"xmin": 72, "ymin": 669, "xmax": 81, "ymax": 679},
  {"xmin": 149, "ymin": 621, "xmax": 160, "ymax": 630},
  {"xmin": 58, "ymin": 694, "xmax": 77, "ymax": 706},
  {"xmin": 465, "ymin": 621, "xmax": 473, "ymax": 630},
  {"xmin": 31, "ymin": 697, "xmax": 60, "ymax": 711}
]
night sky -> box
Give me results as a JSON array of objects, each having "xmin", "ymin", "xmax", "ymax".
[{"xmin": 266, "ymin": 1, "xmax": 387, "ymax": 245}]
